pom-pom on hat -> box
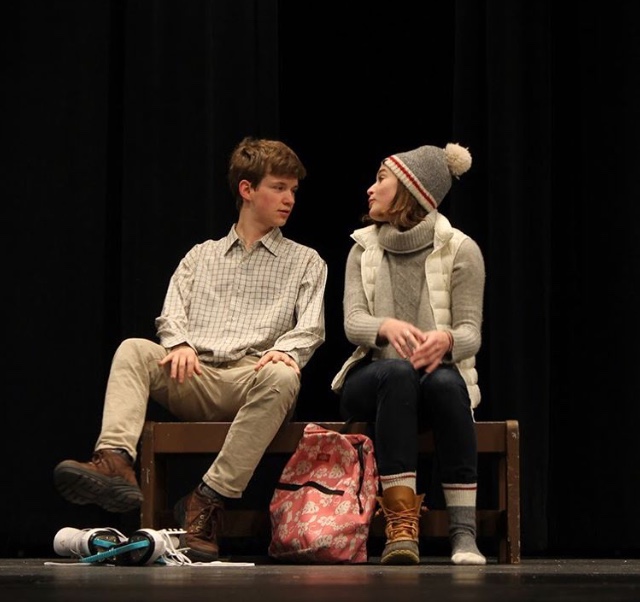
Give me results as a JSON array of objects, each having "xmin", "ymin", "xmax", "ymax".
[{"xmin": 382, "ymin": 142, "xmax": 472, "ymax": 212}]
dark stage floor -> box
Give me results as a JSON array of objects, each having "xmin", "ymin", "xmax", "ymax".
[{"xmin": 3, "ymin": 557, "xmax": 640, "ymax": 602}]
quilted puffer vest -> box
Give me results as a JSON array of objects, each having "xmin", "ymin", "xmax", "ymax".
[{"xmin": 332, "ymin": 214, "xmax": 480, "ymax": 408}]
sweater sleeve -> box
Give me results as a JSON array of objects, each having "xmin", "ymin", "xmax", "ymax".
[
  {"xmin": 343, "ymin": 244, "xmax": 386, "ymax": 348},
  {"xmin": 449, "ymin": 237, "xmax": 485, "ymax": 362}
]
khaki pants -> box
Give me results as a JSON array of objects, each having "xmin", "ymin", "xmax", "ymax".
[{"xmin": 96, "ymin": 338, "xmax": 300, "ymax": 498}]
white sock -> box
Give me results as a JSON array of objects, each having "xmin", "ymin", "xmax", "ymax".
[
  {"xmin": 451, "ymin": 532, "xmax": 487, "ymax": 565},
  {"xmin": 448, "ymin": 506, "xmax": 486, "ymax": 565}
]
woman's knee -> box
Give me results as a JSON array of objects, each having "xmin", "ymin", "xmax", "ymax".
[
  {"xmin": 377, "ymin": 359, "xmax": 420, "ymax": 388},
  {"xmin": 421, "ymin": 366, "xmax": 471, "ymax": 413},
  {"xmin": 423, "ymin": 365, "xmax": 464, "ymax": 391}
]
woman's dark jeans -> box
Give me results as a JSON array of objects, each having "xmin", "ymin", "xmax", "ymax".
[{"xmin": 340, "ymin": 358, "xmax": 477, "ymax": 485}]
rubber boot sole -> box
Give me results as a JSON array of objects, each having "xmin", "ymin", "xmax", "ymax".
[
  {"xmin": 380, "ymin": 540, "xmax": 420, "ymax": 565},
  {"xmin": 54, "ymin": 461, "xmax": 142, "ymax": 513}
]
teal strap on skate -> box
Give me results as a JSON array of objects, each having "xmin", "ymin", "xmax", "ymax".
[
  {"xmin": 80, "ymin": 539, "xmax": 149, "ymax": 564},
  {"xmin": 91, "ymin": 537, "xmax": 122, "ymax": 550}
]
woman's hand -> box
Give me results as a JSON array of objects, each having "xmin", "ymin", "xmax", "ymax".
[
  {"xmin": 378, "ymin": 319, "xmax": 425, "ymax": 359},
  {"xmin": 409, "ymin": 330, "xmax": 452, "ymax": 373}
]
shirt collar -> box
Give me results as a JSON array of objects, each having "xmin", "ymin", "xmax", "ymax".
[
  {"xmin": 260, "ymin": 227, "xmax": 284, "ymax": 255},
  {"xmin": 224, "ymin": 225, "xmax": 283, "ymax": 255}
]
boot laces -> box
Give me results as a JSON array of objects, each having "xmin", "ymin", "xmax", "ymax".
[
  {"xmin": 377, "ymin": 503, "xmax": 427, "ymax": 540},
  {"xmin": 90, "ymin": 450, "xmax": 133, "ymax": 479},
  {"xmin": 91, "ymin": 450, "xmax": 108, "ymax": 465},
  {"xmin": 188, "ymin": 498, "xmax": 221, "ymax": 539},
  {"xmin": 90, "ymin": 450, "xmax": 119, "ymax": 471}
]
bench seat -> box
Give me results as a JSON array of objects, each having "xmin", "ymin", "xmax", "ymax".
[{"xmin": 139, "ymin": 420, "xmax": 520, "ymax": 563}]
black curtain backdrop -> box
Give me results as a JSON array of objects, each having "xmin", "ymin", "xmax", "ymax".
[{"xmin": 4, "ymin": 0, "xmax": 640, "ymax": 558}]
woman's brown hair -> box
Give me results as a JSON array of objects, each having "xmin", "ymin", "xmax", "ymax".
[{"xmin": 362, "ymin": 179, "xmax": 428, "ymax": 231}]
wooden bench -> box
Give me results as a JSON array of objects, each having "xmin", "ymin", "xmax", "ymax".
[{"xmin": 139, "ymin": 420, "xmax": 521, "ymax": 563}]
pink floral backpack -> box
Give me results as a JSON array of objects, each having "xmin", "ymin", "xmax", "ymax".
[{"xmin": 268, "ymin": 422, "xmax": 379, "ymax": 564}]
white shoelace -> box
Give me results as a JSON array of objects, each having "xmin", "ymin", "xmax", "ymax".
[{"xmin": 154, "ymin": 529, "xmax": 192, "ymax": 566}]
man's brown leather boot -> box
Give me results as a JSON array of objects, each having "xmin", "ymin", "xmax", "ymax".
[
  {"xmin": 54, "ymin": 449, "xmax": 143, "ymax": 513},
  {"xmin": 174, "ymin": 486, "xmax": 224, "ymax": 562}
]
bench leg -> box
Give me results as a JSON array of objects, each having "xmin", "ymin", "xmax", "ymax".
[
  {"xmin": 504, "ymin": 420, "xmax": 521, "ymax": 563},
  {"xmin": 140, "ymin": 422, "xmax": 167, "ymax": 529}
]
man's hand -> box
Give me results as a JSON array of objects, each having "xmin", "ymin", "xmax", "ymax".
[
  {"xmin": 254, "ymin": 350, "xmax": 300, "ymax": 376},
  {"xmin": 158, "ymin": 344, "xmax": 202, "ymax": 384}
]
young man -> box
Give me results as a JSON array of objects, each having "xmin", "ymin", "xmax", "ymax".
[{"xmin": 54, "ymin": 137, "xmax": 328, "ymax": 561}]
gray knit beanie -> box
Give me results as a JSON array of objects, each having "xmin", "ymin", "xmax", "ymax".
[{"xmin": 382, "ymin": 142, "xmax": 472, "ymax": 212}]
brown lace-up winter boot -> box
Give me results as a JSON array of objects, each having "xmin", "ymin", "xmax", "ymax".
[
  {"xmin": 377, "ymin": 486, "xmax": 425, "ymax": 565},
  {"xmin": 54, "ymin": 449, "xmax": 143, "ymax": 513},
  {"xmin": 174, "ymin": 486, "xmax": 224, "ymax": 562}
]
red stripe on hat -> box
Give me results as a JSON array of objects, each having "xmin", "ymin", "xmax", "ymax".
[{"xmin": 387, "ymin": 155, "xmax": 437, "ymax": 210}]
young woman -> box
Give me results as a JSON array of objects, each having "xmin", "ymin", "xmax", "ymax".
[{"xmin": 332, "ymin": 142, "xmax": 486, "ymax": 565}]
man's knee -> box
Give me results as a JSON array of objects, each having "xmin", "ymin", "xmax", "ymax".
[
  {"xmin": 113, "ymin": 338, "xmax": 158, "ymax": 363},
  {"xmin": 256, "ymin": 361, "xmax": 301, "ymax": 400},
  {"xmin": 116, "ymin": 337, "xmax": 159, "ymax": 356}
]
